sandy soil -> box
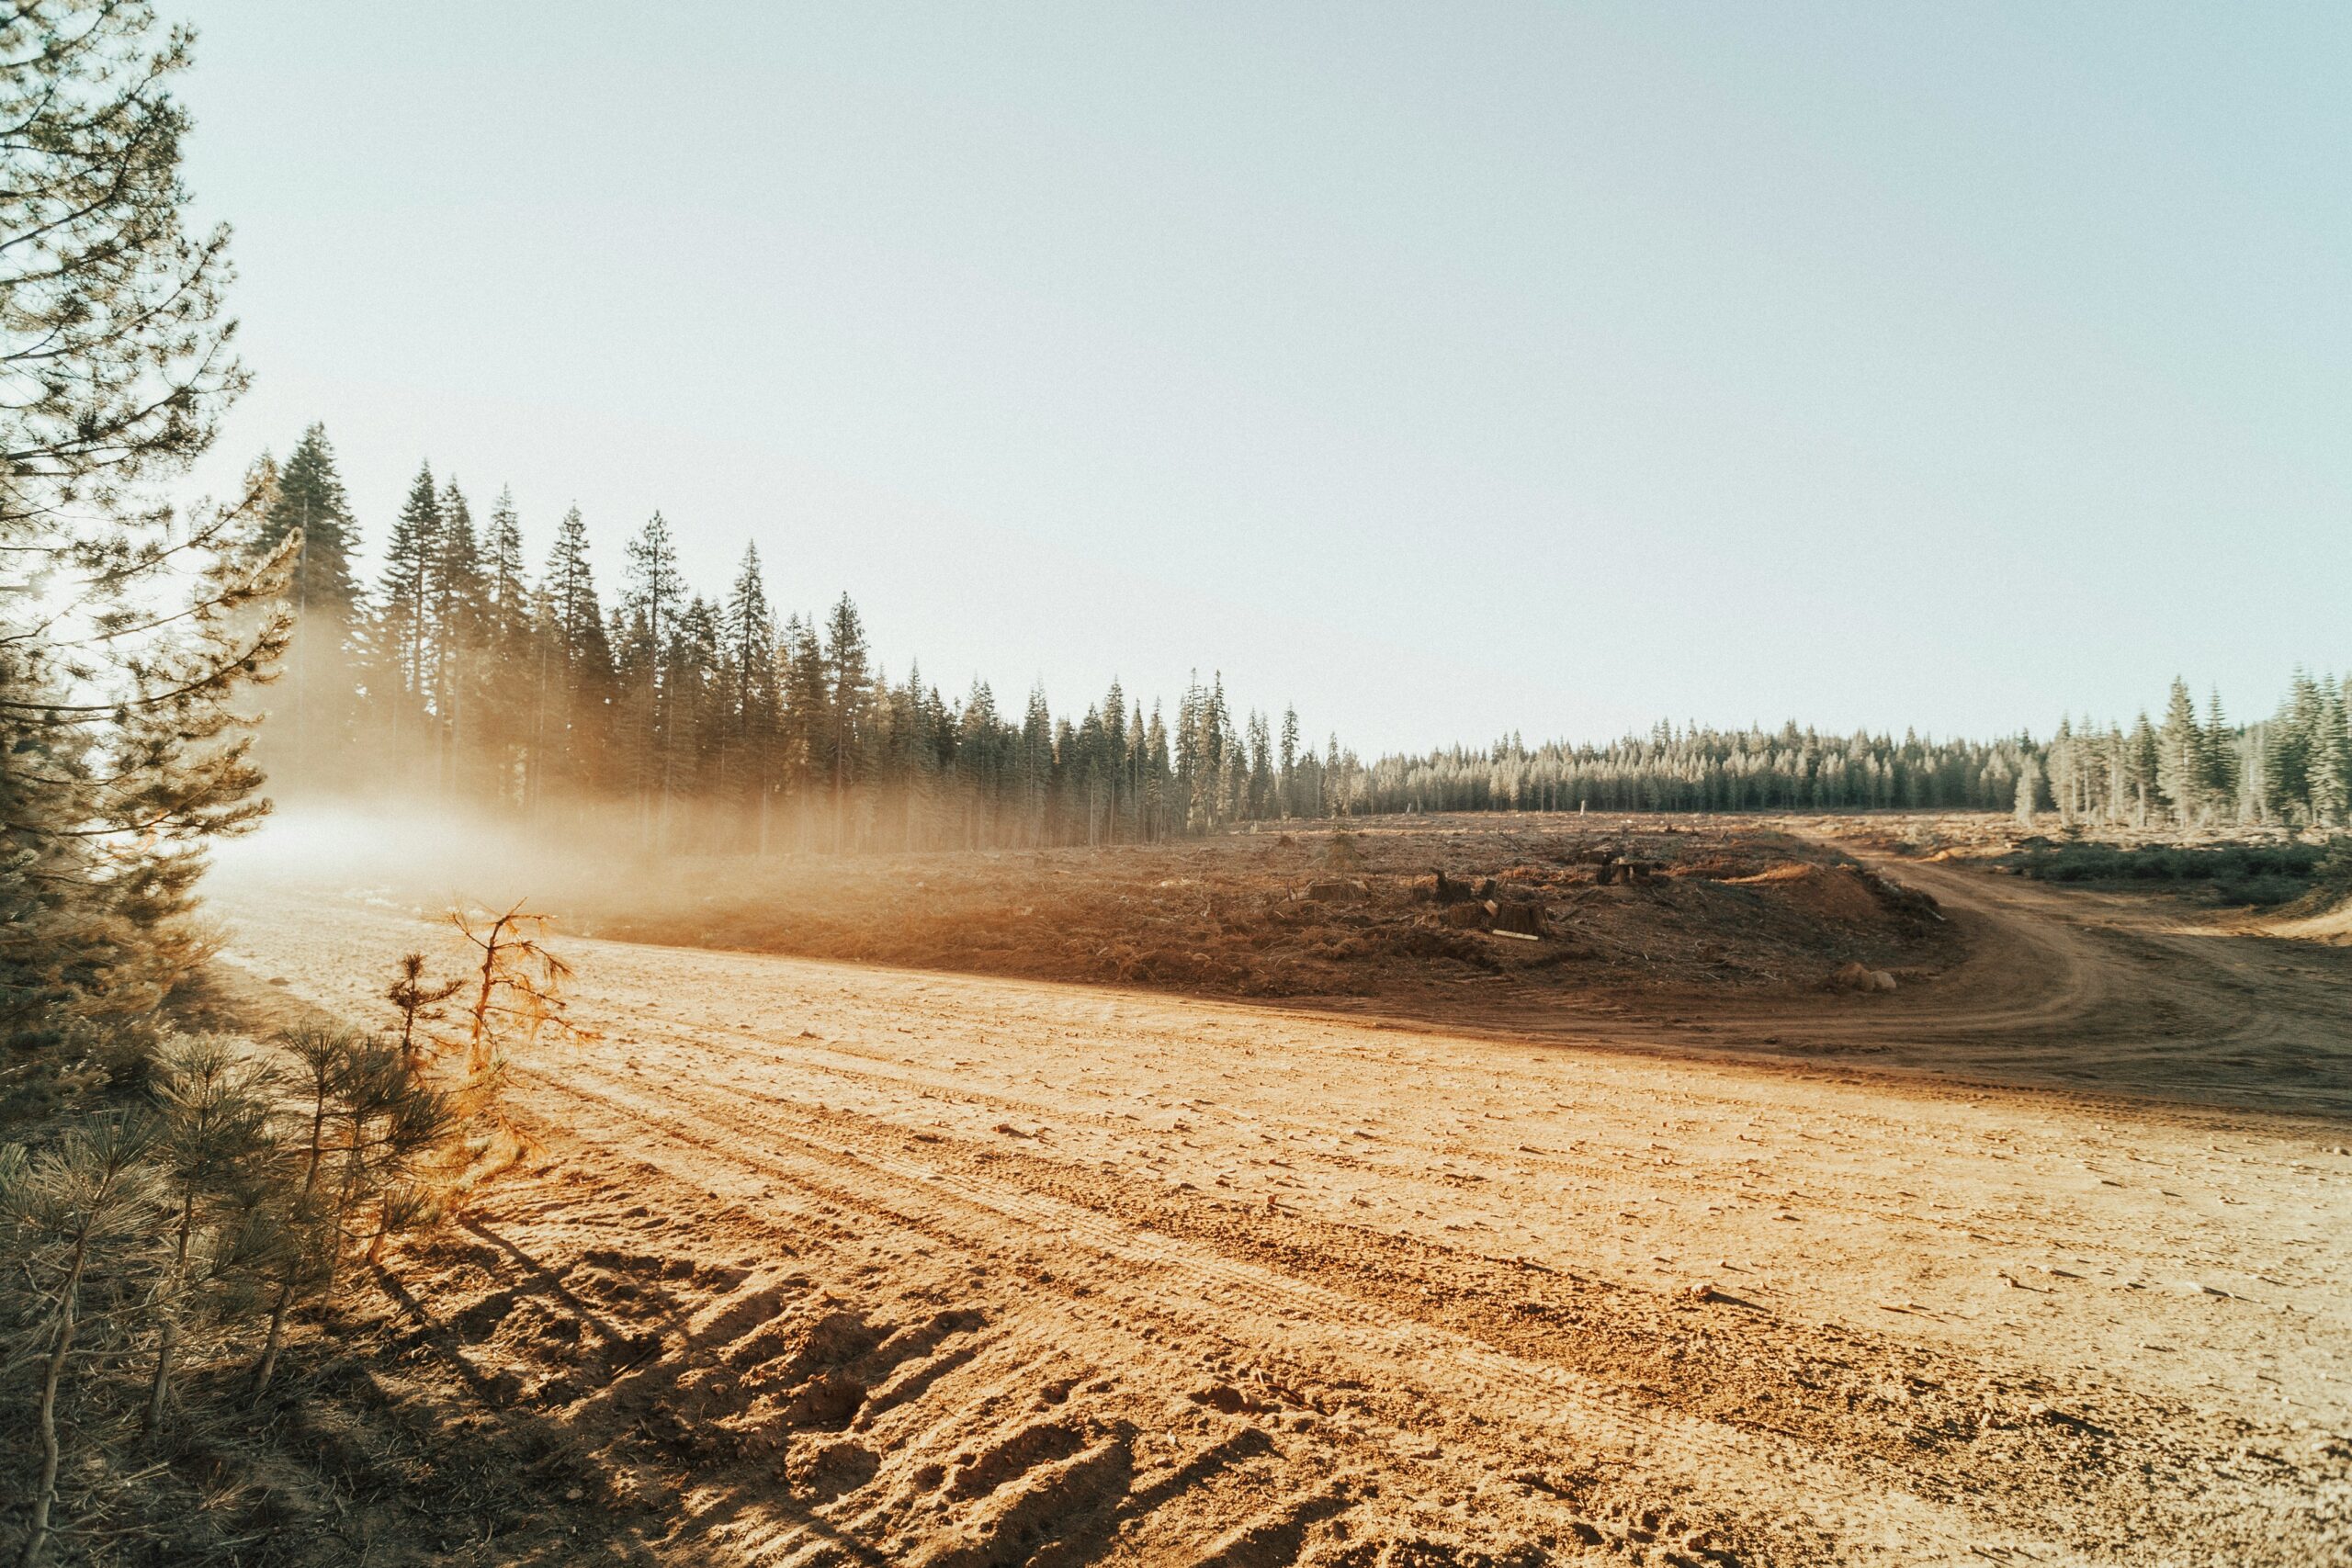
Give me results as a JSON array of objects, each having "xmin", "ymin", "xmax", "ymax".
[
  {"xmin": 202, "ymin": 824, "xmax": 2352, "ymax": 1567},
  {"xmin": 353, "ymin": 812, "xmax": 1962, "ymax": 1006}
]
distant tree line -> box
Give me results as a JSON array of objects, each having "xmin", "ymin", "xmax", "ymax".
[
  {"xmin": 2033, "ymin": 674, "xmax": 2352, "ymax": 830},
  {"xmin": 252, "ymin": 430, "xmax": 2348, "ymax": 847},
  {"xmin": 1359, "ymin": 725, "xmax": 2041, "ymax": 818},
  {"xmin": 244, "ymin": 431, "xmax": 1355, "ymax": 851},
  {"xmin": 1358, "ymin": 673, "xmax": 2352, "ymax": 832}
]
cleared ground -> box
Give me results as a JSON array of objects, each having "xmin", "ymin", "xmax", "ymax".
[
  {"xmin": 542, "ymin": 815, "xmax": 1959, "ymax": 1006},
  {"xmin": 205, "ymin": 817, "xmax": 2352, "ymax": 1565}
]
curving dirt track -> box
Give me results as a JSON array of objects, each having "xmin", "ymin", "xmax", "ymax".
[
  {"xmin": 1598, "ymin": 843, "xmax": 2352, "ymax": 1118},
  {"xmin": 209, "ymin": 861, "xmax": 2352, "ymax": 1567}
]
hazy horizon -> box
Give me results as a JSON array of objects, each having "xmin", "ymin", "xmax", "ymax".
[{"xmin": 175, "ymin": 3, "xmax": 2349, "ymax": 752}]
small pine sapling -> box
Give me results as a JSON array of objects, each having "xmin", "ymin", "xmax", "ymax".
[
  {"xmin": 384, "ymin": 951, "xmax": 462, "ymax": 1076},
  {"xmin": 319, "ymin": 1037, "xmax": 458, "ymax": 1283},
  {"xmin": 141, "ymin": 1036, "xmax": 276, "ymax": 1432},
  {"xmin": 248, "ymin": 1026, "xmax": 355, "ymax": 1398},
  {"xmin": 249, "ymin": 1026, "xmax": 458, "ymax": 1399},
  {"xmin": 0, "ymin": 1112, "xmax": 165, "ymax": 1568}
]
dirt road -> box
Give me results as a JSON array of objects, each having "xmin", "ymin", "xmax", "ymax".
[
  {"xmin": 210, "ymin": 866, "xmax": 2351, "ymax": 1566},
  {"xmin": 1596, "ymin": 844, "xmax": 2352, "ymax": 1117}
]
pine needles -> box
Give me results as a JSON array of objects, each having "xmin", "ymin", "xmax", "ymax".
[{"xmin": 0, "ymin": 902, "xmax": 582, "ymax": 1563}]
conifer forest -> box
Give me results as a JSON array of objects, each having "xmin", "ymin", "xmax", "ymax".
[{"xmin": 249, "ymin": 423, "xmax": 2352, "ymax": 843}]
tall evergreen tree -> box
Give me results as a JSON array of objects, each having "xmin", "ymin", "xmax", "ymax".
[
  {"xmin": 622, "ymin": 512, "xmax": 685, "ymax": 652},
  {"xmin": 2197, "ymin": 689, "xmax": 2236, "ymax": 819},
  {"xmin": 470, "ymin": 488, "xmax": 531, "ymax": 805},
  {"xmin": 2266, "ymin": 669, "xmax": 2319, "ymax": 823},
  {"xmin": 775, "ymin": 615, "xmax": 828, "ymax": 843},
  {"xmin": 1278, "ymin": 705, "xmax": 1301, "ymax": 818},
  {"xmin": 2312, "ymin": 677, "xmax": 2351, "ymax": 827},
  {"xmin": 620, "ymin": 512, "xmax": 686, "ymax": 838},
  {"xmin": 1102, "ymin": 679, "xmax": 1129, "ymax": 841},
  {"xmin": 673, "ymin": 594, "xmax": 725, "ymax": 803},
  {"xmin": 484, "ymin": 489, "xmax": 531, "ymax": 658},
  {"xmin": 427, "ymin": 477, "xmax": 486, "ymax": 794},
  {"xmin": 2126, "ymin": 712, "xmax": 2160, "ymax": 825},
  {"xmin": 2155, "ymin": 678, "xmax": 2202, "ymax": 826},
  {"xmin": 372, "ymin": 464, "xmax": 442, "ymax": 762},
  {"xmin": 821, "ymin": 594, "xmax": 871, "ymax": 849},
  {"xmin": 1246, "ymin": 708, "xmax": 1273, "ymax": 819},
  {"xmin": 0, "ymin": 2, "xmax": 285, "ymax": 1036},
  {"xmin": 718, "ymin": 545, "xmax": 777, "ymax": 840},
  {"xmin": 254, "ymin": 426, "xmax": 362, "ymax": 785},
  {"xmin": 1020, "ymin": 684, "xmax": 1054, "ymax": 847},
  {"xmin": 531, "ymin": 506, "xmax": 609, "ymax": 803}
]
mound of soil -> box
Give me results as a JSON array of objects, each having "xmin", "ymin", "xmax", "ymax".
[
  {"xmin": 546, "ymin": 814, "xmax": 1959, "ymax": 1018},
  {"xmin": 1728, "ymin": 863, "xmax": 1893, "ymax": 924}
]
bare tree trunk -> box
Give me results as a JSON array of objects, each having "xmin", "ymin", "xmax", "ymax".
[
  {"xmin": 141, "ymin": 1318, "xmax": 179, "ymax": 1432},
  {"xmin": 21, "ymin": 1237, "xmax": 86, "ymax": 1568},
  {"xmin": 467, "ymin": 911, "xmax": 513, "ymax": 1075},
  {"xmin": 252, "ymin": 1277, "xmax": 294, "ymax": 1399},
  {"xmin": 142, "ymin": 1190, "xmax": 200, "ymax": 1432},
  {"xmin": 255, "ymin": 1078, "xmax": 334, "ymax": 1400}
]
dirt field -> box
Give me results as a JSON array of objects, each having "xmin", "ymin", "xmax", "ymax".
[
  {"xmin": 548, "ymin": 816, "xmax": 1957, "ymax": 1007},
  {"xmin": 202, "ymin": 813, "xmax": 2352, "ymax": 1564}
]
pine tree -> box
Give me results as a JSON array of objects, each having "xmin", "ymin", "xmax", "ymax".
[
  {"xmin": 1102, "ymin": 680, "xmax": 1129, "ymax": 842},
  {"xmin": 0, "ymin": 6, "xmax": 241, "ymax": 542},
  {"xmin": 2198, "ymin": 689, "xmax": 2235, "ymax": 818},
  {"xmin": 2312, "ymin": 677, "xmax": 2351, "ymax": 827},
  {"xmin": 722, "ymin": 544, "xmax": 778, "ymax": 840},
  {"xmin": 0, "ymin": 3, "xmax": 287, "ymax": 1037},
  {"xmin": 2155, "ymin": 678, "xmax": 2202, "ymax": 827},
  {"xmin": 427, "ymin": 477, "xmax": 488, "ymax": 795},
  {"xmin": 958, "ymin": 680, "xmax": 1004, "ymax": 847},
  {"xmin": 673, "ymin": 594, "xmax": 725, "ymax": 808},
  {"xmin": 256, "ymin": 425, "xmax": 363, "ymax": 787},
  {"xmin": 2267, "ymin": 669, "xmax": 2318, "ymax": 822},
  {"xmin": 2013, "ymin": 753, "xmax": 2041, "ymax": 829},
  {"xmin": 484, "ymin": 489, "xmax": 531, "ymax": 662},
  {"xmin": 622, "ymin": 512, "xmax": 685, "ymax": 650},
  {"xmin": 821, "ymin": 594, "xmax": 871, "ymax": 850},
  {"xmin": 372, "ymin": 464, "xmax": 442, "ymax": 762},
  {"xmin": 2104, "ymin": 725, "xmax": 2129, "ymax": 825},
  {"xmin": 1020, "ymin": 684, "xmax": 1053, "ymax": 847},
  {"xmin": 543, "ymin": 508, "xmax": 604, "ymax": 658},
  {"xmin": 1173, "ymin": 675, "xmax": 1203, "ymax": 830},
  {"xmin": 1246, "ymin": 709, "xmax": 1273, "ymax": 818},
  {"xmin": 2127, "ymin": 712, "xmax": 2160, "ymax": 826},
  {"xmin": 2049, "ymin": 717, "xmax": 2077, "ymax": 826},
  {"xmin": 531, "ymin": 506, "xmax": 610, "ymax": 804},
  {"xmin": 1146, "ymin": 704, "xmax": 1172, "ymax": 837},
  {"xmin": 464, "ymin": 488, "xmax": 533, "ymax": 807},
  {"xmin": 1278, "ymin": 705, "xmax": 1301, "ymax": 818},
  {"xmin": 885, "ymin": 663, "xmax": 936, "ymax": 850},
  {"xmin": 620, "ymin": 513, "xmax": 685, "ymax": 840}
]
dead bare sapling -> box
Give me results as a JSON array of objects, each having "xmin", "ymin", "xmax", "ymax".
[
  {"xmin": 451, "ymin": 898, "xmax": 577, "ymax": 1079},
  {"xmin": 364, "ymin": 906, "xmax": 581, "ymax": 1205}
]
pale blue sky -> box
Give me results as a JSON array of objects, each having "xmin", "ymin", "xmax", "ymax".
[{"xmin": 176, "ymin": 3, "xmax": 2349, "ymax": 752}]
